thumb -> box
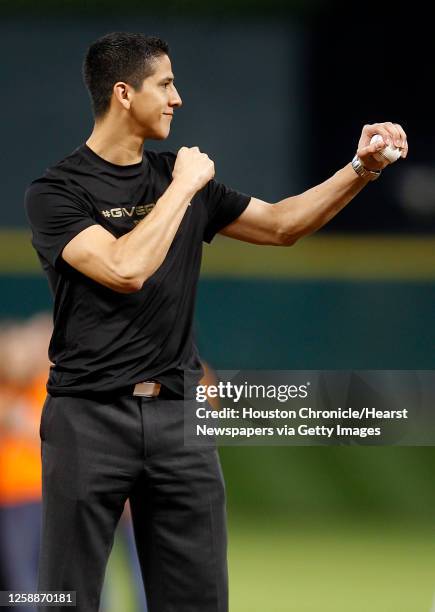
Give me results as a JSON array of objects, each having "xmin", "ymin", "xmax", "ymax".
[{"xmin": 358, "ymin": 138, "xmax": 384, "ymax": 158}]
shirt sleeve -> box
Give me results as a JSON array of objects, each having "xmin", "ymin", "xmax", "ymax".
[
  {"xmin": 202, "ymin": 179, "xmax": 251, "ymax": 243},
  {"xmin": 24, "ymin": 182, "xmax": 98, "ymax": 269}
]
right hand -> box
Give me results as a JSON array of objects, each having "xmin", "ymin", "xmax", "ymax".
[
  {"xmin": 172, "ymin": 146, "xmax": 215, "ymax": 194},
  {"xmin": 356, "ymin": 122, "xmax": 408, "ymax": 171}
]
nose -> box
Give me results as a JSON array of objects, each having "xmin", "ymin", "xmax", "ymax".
[{"xmin": 170, "ymin": 85, "xmax": 182, "ymax": 108}]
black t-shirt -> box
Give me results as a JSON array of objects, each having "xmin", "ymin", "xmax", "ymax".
[{"xmin": 25, "ymin": 144, "xmax": 250, "ymax": 396}]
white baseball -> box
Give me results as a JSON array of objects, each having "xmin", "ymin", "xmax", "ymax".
[{"xmin": 370, "ymin": 134, "xmax": 401, "ymax": 164}]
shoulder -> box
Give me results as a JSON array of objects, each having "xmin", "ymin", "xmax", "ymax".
[
  {"xmin": 32, "ymin": 147, "xmax": 86, "ymax": 183},
  {"xmin": 24, "ymin": 177, "xmax": 65, "ymax": 212},
  {"xmin": 25, "ymin": 148, "xmax": 89, "ymax": 210}
]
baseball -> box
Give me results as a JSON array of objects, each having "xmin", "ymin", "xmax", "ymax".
[{"xmin": 370, "ymin": 134, "xmax": 401, "ymax": 164}]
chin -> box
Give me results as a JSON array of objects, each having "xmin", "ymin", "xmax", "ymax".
[{"xmin": 149, "ymin": 128, "xmax": 170, "ymax": 141}]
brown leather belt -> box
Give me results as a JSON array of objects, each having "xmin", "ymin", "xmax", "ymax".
[{"xmin": 133, "ymin": 381, "xmax": 161, "ymax": 397}]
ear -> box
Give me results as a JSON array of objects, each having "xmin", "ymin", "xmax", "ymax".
[{"xmin": 113, "ymin": 81, "xmax": 132, "ymax": 111}]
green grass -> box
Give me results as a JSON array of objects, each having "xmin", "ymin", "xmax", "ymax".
[
  {"xmin": 228, "ymin": 519, "xmax": 435, "ymax": 612},
  {"xmin": 104, "ymin": 519, "xmax": 435, "ymax": 611}
]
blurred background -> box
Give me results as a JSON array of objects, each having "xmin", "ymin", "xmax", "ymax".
[{"xmin": 1, "ymin": 1, "xmax": 434, "ymax": 611}]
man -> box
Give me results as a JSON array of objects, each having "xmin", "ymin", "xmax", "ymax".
[{"xmin": 25, "ymin": 32, "xmax": 407, "ymax": 612}]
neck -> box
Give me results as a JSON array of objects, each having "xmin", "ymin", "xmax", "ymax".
[{"xmin": 86, "ymin": 114, "xmax": 145, "ymax": 166}]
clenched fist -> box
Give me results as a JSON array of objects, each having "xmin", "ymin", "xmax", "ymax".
[{"xmin": 172, "ymin": 146, "xmax": 215, "ymax": 195}]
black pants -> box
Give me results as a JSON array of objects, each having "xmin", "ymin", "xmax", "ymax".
[{"xmin": 37, "ymin": 394, "xmax": 228, "ymax": 612}]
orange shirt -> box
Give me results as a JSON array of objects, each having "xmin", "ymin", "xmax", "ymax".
[{"xmin": 0, "ymin": 374, "xmax": 46, "ymax": 506}]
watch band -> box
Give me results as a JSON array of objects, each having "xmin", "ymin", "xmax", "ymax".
[{"xmin": 351, "ymin": 155, "xmax": 382, "ymax": 181}]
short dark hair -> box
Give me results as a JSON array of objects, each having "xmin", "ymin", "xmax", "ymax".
[{"xmin": 83, "ymin": 32, "xmax": 169, "ymax": 118}]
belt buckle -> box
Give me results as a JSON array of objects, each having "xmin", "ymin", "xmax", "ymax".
[{"xmin": 133, "ymin": 381, "xmax": 161, "ymax": 397}]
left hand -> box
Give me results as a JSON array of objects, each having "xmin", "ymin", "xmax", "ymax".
[{"xmin": 356, "ymin": 122, "xmax": 408, "ymax": 171}]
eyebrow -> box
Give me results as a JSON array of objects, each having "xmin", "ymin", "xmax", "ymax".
[{"xmin": 158, "ymin": 76, "xmax": 174, "ymax": 84}]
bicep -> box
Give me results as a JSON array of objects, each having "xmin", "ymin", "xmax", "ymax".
[
  {"xmin": 62, "ymin": 225, "xmax": 135, "ymax": 293},
  {"xmin": 219, "ymin": 197, "xmax": 282, "ymax": 245}
]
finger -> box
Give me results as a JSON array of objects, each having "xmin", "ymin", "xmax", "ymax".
[
  {"xmin": 357, "ymin": 146, "xmax": 371, "ymax": 160},
  {"xmin": 393, "ymin": 123, "xmax": 407, "ymax": 145},
  {"xmin": 383, "ymin": 122, "xmax": 408, "ymax": 157},
  {"xmin": 394, "ymin": 123, "xmax": 408, "ymax": 156},
  {"xmin": 369, "ymin": 124, "xmax": 394, "ymax": 147},
  {"xmin": 383, "ymin": 121, "xmax": 402, "ymax": 148},
  {"xmin": 359, "ymin": 125, "xmax": 389, "ymax": 149}
]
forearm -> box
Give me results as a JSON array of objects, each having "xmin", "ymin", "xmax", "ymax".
[
  {"xmin": 62, "ymin": 146, "xmax": 214, "ymax": 293},
  {"xmin": 275, "ymin": 163, "xmax": 370, "ymax": 245},
  {"xmin": 110, "ymin": 178, "xmax": 195, "ymax": 284}
]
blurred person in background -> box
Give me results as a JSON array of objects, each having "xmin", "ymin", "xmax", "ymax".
[
  {"xmin": 24, "ymin": 31, "xmax": 407, "ymax": 612},
  {"xmin": 0, "ymin": 315, "xmax": 149, "ymax": 612},
  {"xmin": 0, "ymin": 314, "xmax": 52, "ymax": 612}
]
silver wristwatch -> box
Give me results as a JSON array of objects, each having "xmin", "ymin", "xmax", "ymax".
[{"xmin": 351, "ymin": 155, "xmax": 382, "ymax": 181}]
